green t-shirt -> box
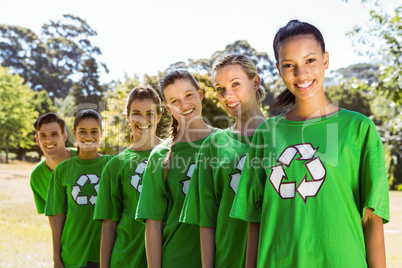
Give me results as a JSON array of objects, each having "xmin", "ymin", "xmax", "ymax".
[
  {"xmin": 180, "ymin": 128, "xmax": 252, "ymax": 267},
  {"xmin": 30, "ymin": 148, "xmax": 77, "ymax": 214},
  {"xmin": 94, "ymin": 148, "xmax": 150, "ymax": 267},
  {"xmin": 136, "ymin": 131, "xmax": 218, "ymax": 268},
  {"xmin": 230, "ymin": 109, "xmax": 390, "ymax": 267},
  {"xmin": 45, "ymin": 155, "xmax": 113, "ymax": 268}
]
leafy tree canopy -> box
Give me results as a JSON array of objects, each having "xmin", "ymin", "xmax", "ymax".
[
  {"xmin": 0, "ymin": 14, "xmax": 106, "ymax": 99},
  {"xmin": 0, "ymin": 66, "xmax": 38, "ymax": 162}
]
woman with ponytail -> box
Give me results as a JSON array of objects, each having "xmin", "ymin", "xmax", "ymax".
[
  {"xmin": 94, "ymin": 87, "xmax": 163, "ymax": 267},
  {"xmin": 180, "ymin": 54, "xmax": 266, "ymax": 267},
  {"xmin": 230, "ymin": 20, "xmax": 389, "ymax": 267},
  {"xmin": 136, "ymin": 70, "xmax": 217, "ymax": 267},
  {"xmin": 45, "ymin": 109, "xmax": 113, "ymax": 268}
]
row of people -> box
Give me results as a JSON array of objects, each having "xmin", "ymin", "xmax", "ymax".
[{"xmin": 30, "ymin": 19, "xmax": 389, "ymax": 268}]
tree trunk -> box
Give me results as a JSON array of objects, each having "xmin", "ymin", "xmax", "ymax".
[
  {"xmin": 5, "ymin": 143, "xmax": 9, "ymax": 164},
  {"xmin": 16, "ymin": 148, "xmax": 26, "ymax": 161}
]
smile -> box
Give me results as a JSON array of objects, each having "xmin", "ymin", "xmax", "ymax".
[
  {"xmin": 82, "ymin": 141, "xmax": 96, "ymax": 145},
  {"xmin": 181, "ymin": 108, "xmax": 194, "ymax": 115},
  {"xmin": 45, "ymin": 145, "xmax": 55, "ymax": 149},
  {"xmin": 227, "ymin": 101, "xmax": 240, "ymax": 108},
  {"xmin": 297, "ymin": 81, "xmax": 314, "ymax": 88},
  {"xmin": 137, "ymin": 125, "xmax": 150, "ymax": 129}
]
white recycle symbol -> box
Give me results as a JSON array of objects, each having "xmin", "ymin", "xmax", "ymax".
[
  {"xmin": 269, "ymin": 143, "xmax": 326, "ymax": 202},
  {"xmin": 130, "ymin": 161, "xmax": 148, "ymax": 193},
  {"xmin": 71, "ymin": 174, "xmax": 100, "ymax": 206}
]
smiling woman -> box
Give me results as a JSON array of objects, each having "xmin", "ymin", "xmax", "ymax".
[
  {"xmin": 230, "ymin": 20, "xmax": 390, "ymax": 268},
  {"xmin": 45, "ymin": 109, "xmax": 113, "ymax": 267},
  {"xmin": 135, "ymin": 70, "xmax": 217, "ymax": 268},
  {"xmin": 94, "ymin": 87, "xmax": 163, "ymax": 267},
  {"xmin": 73, "ymin": 109, "xmax": 103, "ymax": 160}
]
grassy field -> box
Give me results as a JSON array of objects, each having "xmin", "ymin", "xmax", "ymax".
[{"xmin": 0, "ymin": 162, "xmax": 401, "ymax": 267}]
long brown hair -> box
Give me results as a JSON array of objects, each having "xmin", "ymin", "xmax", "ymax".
[
  {"xmin": 125, "ymin": 86, "xmax": 162, "ymax": 142},
  {"xmin": 159, "ymin": 70, "xmax": 201, "ymax": 180}
]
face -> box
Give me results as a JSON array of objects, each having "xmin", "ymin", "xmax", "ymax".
[
  {"xmin": 276, "ymin": 34, "xmax": 329, "ymax": 102},
  {"xmin": 35, "ymin": 122, "xmax": 67, "ymax": 157},
  {"xmin": 214, "ymin": 64, "xmax": 260, "ymax": 117},
  {"xmin": 162, "ymin": 79, "xmax": 203, "ymax": 124},
  {"xmin": 73, "ymin": 118, "xmax": 102, "ymax": 152},
  {"xmin": 128, "ymin": 98, "xmax": 161, "ymax": 141}
]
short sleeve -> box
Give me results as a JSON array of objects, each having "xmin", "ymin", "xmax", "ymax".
[
  {"xmin": 135, "ymin": 150, "xmax": 168, "ymax": 223},
  {"xmin": 180, "ymin": 143, "xmax": 217, "ymax": 227},
  {"xmin": 230, "ymin": 127, "xmax": 267, "ymax": 223},
  {"xmin": 30, "ymin": 168, "xmax": 46, "ymax": 214},
  {"xmin": 360, "ymin": 123, "xmax": 390, "ymax": 223},
  {"xmin": 94, "ymin": 160, "xmax": 123, "ymax": 221},
  {"xmin": 45, "ymin": 165, "xmax": 67, "ymax": 216}
]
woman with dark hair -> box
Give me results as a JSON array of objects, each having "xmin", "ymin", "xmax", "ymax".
[
  {"xmin": 46, "ymin": 109, "xmax": 113, "ymax": 268},
  {"xmin": 94, "ymin": 87, "xmax": 163, "ymax": 268},
  {"xmin": 231, "ymin": 20, "xmax": 389, "ymax": 267},
  {"xmin": 136, "ymin": 70, "xmax": 217, "ymax": 267}
]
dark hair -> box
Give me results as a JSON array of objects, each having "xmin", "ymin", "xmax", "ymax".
[
  {"xmin": 73, "ymin": 109, "xmax": 102, "ymax": 155},
  {"xmin": 159, "ymin": 70, "xmax": 201, "ymax": 180},
  {"xmin": 272, "ymin": 20, "xmax": 326, "ymax": 109},
  {"xmin": 125, "ymin": 86, "xmax": 162, "ymax": 142},
  {"xmin": 34, "ymin": 112, "xmax": 66, "ymax": 134},
  {"xmin": 212, "ymin": 53, "xmax": 266, "ymax": 105}
]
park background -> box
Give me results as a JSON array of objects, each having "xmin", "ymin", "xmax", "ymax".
[{"xmin": 0, "ymin": 0, "xmax": 401, "ymax": 266}]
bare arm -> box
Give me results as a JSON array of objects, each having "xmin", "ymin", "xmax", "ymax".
[
  {"xmin": 246, "ymin": 222, "xmax": 260, "ymax": 268},
  {"xmin": 200, "ymin": 226, "xmax": 216, "ymax": 268},
  {"xmin": 100, "ymin": 220, "xmax": 118, "ymax": 268},
  {"xmin": 362, "ymin": 207, "xmax": 386, "ymax": 268},
  {"xmin": 145, "ymin": 219, "xmax": 164, "ymax": 268},
  {"xmin": 52, "ymin": 213, "xmax": 66, "ymax": 268}
]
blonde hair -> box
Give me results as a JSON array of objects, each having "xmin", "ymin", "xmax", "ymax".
[{"xmin": 212, "ymin": 53, "xmax": 266, "ymax": 105}]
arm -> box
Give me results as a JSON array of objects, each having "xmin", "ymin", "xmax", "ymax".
[
  {"xmin": 100, "ymin": 220, "xmax": 118, "ymax": 268},
  {"xmin": 48, "ymin": 216, "xmax": 53, "ymax": 231},
  {"xmin": 246, "ymin": 222, "xmax": 260, "ymax": 268},
  {"xmin": 52, "ymin": 213, "xmax": 66, "ymax": 268},
  {"xmin": 200, "ymin": 226, "xmax": 216, "ymax": 268},
  {"xmin": 362, "ymin": 207, "xmax": 386, "ymax": 268},
  {"xmin": 145, "ymin": 219, "xmax": 164, "ymax": 268}
]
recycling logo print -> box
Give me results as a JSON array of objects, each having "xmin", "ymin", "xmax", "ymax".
[
  {"xmin": 130, "ymin": 161, "xmax": 148, "ymax": 193},
  {"xmin": 71, "ymin": 174, "xmax": 100, "ymax": 206},
  {"xmin": 181, "ymin": 163, "xmax": 195, "ymax": 196},
  {"xmin": 229, "ymin": 155, "xmax": 246, "ymax": 194},
  {"xmin": 269, "ymin": 143, "xmax": 326, "ymax": 202}
]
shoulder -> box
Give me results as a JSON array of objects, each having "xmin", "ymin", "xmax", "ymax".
[
  {"xmin": 150, "ymin": 140, "xmax": 170, "ymax": 156},
  {"xmin": 102, "ymin": 154, "xmax": 115, "ymax": 162},
  {"xmin": 31, "ymin": 159, "xmax": 46, "ymax": 174},
  {"xmin": 54, "ymin": 157, "xmax": 75, "ymax": 171},
  {"xmin": 67, "ymin": 147, "xmax": 78, "ymax": 157},
  {"xmin": 202, "ymin": 128, "xmax": 231, "ymax": 145},
  {"xmin": 340, "ymin": 109, "xmax": 374, "ymax": 124}
]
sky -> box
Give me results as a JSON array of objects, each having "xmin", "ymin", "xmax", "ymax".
[{"xmin": 0, "ymin": 0, "xmax": 399, "ymax": 83}]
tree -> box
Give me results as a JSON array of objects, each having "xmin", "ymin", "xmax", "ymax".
[
  {"xmin": 325, "ymin": 85, "xmax": 372, "ymax": 116},
  {"xmin": 348, "ymin": 5, "xmax": 402, "ymax": 104},
  {"xmin": 100, "ymin": 76, "xmax": 145, "ymax": 155},
  {"xmin": 0, "ymin": 14, "xmax": 106, "ymax": 99},
  {"xmin": 0, "ymin": 66, "xmax": 38, "ymax": 163},
  {"xmin": 347, "ymin": 2, "xmax": 402, "ymax": 188},
  {"xmin": 71, "ymin": 57, "xmax": 107, "ymax": 107}
]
